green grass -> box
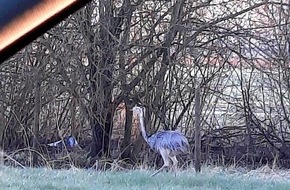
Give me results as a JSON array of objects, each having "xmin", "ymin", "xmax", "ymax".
[{"xmin": 0, "ymin": 166, "xmax": 289, "ymax": 190}]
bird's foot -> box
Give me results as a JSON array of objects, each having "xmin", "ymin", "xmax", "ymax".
[
  {"xmin": 151, "ymin": 165, "xmax": 169, "ymax": 177},
  {"xmin": 170, "ymin": 165, "xmax": 178, "ymax": 177}
]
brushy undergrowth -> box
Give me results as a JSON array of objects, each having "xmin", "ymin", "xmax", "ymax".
[{"xmin": 1, "ymin": 165, "xmax": 290, "ymax": 190}]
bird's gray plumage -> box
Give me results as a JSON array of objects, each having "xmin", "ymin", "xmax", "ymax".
[
  {"xmin": 147, "ymin": 131, "xmax": 189, "ymax": 154},
  {"xmin": 132, "ymin": 106, "xmax": 189, "ymax": 176}
]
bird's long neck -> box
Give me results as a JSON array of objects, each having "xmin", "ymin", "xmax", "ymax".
[{"xmin": 138, "ymin": 112, "xmax": 149, "ymax": 143}]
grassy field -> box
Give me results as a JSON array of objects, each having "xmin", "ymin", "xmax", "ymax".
[{"xmin": 1, "ymin": 166, "xmax": 290, "ymax": 190}]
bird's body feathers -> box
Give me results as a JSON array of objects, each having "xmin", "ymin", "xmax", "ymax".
[{"xmin": 148, "ymin": 130, "xmax": 189, "ymax": 155}]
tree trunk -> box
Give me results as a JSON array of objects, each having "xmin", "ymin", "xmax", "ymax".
[
  {"xmin": 194, "ymin": 86, "xmax": 201, "ymax": 173},
  {"xmin": 0, "ymin": 102, "xmax": 3, "ymax": 166},
  {"xmin": 90, "ymin": 109, "xmax": 113, "ymax": 157},
  {"xmin": 0, "ymin": 149, "xmax": 3, "ymax": 166},
  {"xmin": 0, "ymin": 100, "xmax": 4, "ymax": 151},
  {"xmin": 87, "ymin": 0, "xmax": 124, "ymax": 158},
  {"xmin": 121, "ymin": 101, "xmax": 133, "ymax": 159},
  {"xmin": 71, "ymin": 97, "xmax": 77, "ymax": 137},
  {"xmin": 32, "ymin": 76, "xmax": 41, "ymax": 166}
]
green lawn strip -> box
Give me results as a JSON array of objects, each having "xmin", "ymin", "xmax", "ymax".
[{"xmin": 0, "ymin": 167, "xmax": 289, "ymax": 190}]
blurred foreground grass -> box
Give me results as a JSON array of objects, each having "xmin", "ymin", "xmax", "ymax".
[{"xmin": 1, "ymin": 166, "xmax": 290, "ymax": 190}]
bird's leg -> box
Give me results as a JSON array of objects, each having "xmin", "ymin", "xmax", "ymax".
[
  {"xmin": 151, "ymin": 151, "xmax": 170, "ymax": 177},
  {"xmin": 169, "ymin": 155, "xmax": 178, "ymax": 177}
]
